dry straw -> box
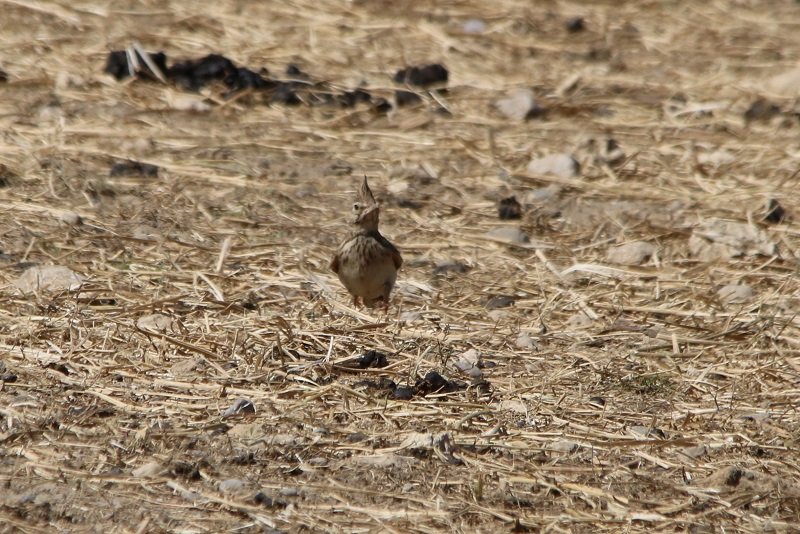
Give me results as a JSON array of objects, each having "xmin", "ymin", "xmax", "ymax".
[{"xmin": 1, "ymin": 0, "xmax": 799, "ymax": 532}]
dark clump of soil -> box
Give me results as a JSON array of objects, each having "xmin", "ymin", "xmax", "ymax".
[
  {"xmin": 167, "ymin": 53, "xmax": 238, "ymax": 91},
  {"xmin": 565, "ymin": 17, "xmax": 586, "ymax": 33},
  {"xmin": 764, "ymin": 198, "xmax": 786, "ymax": 224},
  {"xmin": 104, "ymin": 49, "xmax": 168, "ymax": 81},
  {"xmin": 395, "ymin": 90, "xmax": 422, "ymax": 107},
  {"xmin": 414, "ymin": 371, "xmax": 462, "ymax": 395},
  {"xmin": 356, "ymin": 349, "xmax": 389, "ymax": 368},
  {"xmin": 394, "ymin": 64, "xmax": 449, "ymax": 87},
  {"xmin": 498, "ymin": 196, "xmax": 522, "ymax": 220},
  {"xmin": 110, "ymin": 160, "xmax": 159, "ymax": 178},
  {"xmin": 744, "ymin": 98, "xmax": 781, "ymax": 124},
  {"xmin": 339, "ymin": 89, "xmax": 372, "ymax": 108}
]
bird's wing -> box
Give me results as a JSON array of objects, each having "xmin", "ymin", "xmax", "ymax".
[
  {"xmin": 329, "ymin": 251, "xmax": 341, "ymax": 273},
  {"xmin": 373, "ymin": 231, "xmax": 403, "ymax": 270},
  {"xmin": 390, "ymin": 247, "xmax": 403, "ymax": 270}
]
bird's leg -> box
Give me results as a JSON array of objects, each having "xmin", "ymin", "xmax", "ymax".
[
  {"xmin": 352, "ymin": 296, "xmax": 361, "ymax": 308},
  {"xmin": 381, "ymin": 283, "xmax": 392, "ymax": 313}
]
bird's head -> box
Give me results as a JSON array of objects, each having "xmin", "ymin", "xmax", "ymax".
[{"xmin": 352, "ymin": 176, "xmax": 380, "ymax": 230}]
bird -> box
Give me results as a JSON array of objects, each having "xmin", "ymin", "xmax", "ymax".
[{"xmin": 330, "ymin": 176, "xmax": 403, "ymax": 309}]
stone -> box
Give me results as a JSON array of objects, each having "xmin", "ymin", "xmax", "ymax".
[
  {"xmin": 486, "ymin": 226, "xmax": 530, "ymax": 245},
  {"xmin": 566, "ymin": 312, "xmax": 594, "ymax": 330},
  {"xmin": 717, "ymin": 284, "xmax": 754, "ymax": 304},
  {"xmin": 551, "ymin": 440, "xmax": 579, "ymax": 453},
  {"xmin": 689, "ymin": 219, "xmax": 776, "ymax": 260},
  {"xmin": 58, "ymin": 211, "xmax": 83, "ymax": 225},
  {"xmin": 515, "ymin": 333, "xmax": 538, "ymax": 350},
  {"xmin": 495, "ymin": 88, "xmax": 543, "ymax": 121},
  {"xmin": 462, "ymin": 19, "xmax": 487, "ymax": 34},
  {"xmin": 219, "ymin": 478, "xmax": 247, "ymax": 493},
  {"xmin": 13, "ymin": 265, "xmax": 84, "ymax": 294},
  {"xmin": 527, "ymin": 153, "xmax": 580, "ymax": 178},
  {"xmin": 606, "ymin": 241, "xmax": 655, "ymax": 265},
  {"xmin": 132, "ymin": 461, "xmax": 164, "ymax": 478},
  {"xmin": 136, "ymin": 313, "xmax": 175, "ymax": 332},
  {"xmin": 222, "ymin": 398, "xmax": 256, "ymax": 418}
]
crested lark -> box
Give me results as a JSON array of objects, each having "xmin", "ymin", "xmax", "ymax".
[{"xmin": 330, "ymin": 177, "xmax": 402, "ymax": 308}]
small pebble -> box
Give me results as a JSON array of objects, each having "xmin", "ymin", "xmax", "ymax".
[
  {"xmin": 606, "ymin": 241, "xmax": 655, "ymax": 265},
  {"xmin": 58, "ymin": 211, "xmax": 83, "ymax": 225},
  {"xmin": 495, "ymin": 88, "xmax": 544, "ymax": 121},
  {"xmin": 462, "ymin": 18, "xmax": 487, "ymax": 34},
  {"xmin": 132, "ymin": 461, "xmax": 163, "ymax": 478},
  {"xmin": 433, "ymin": 260, "xmax": 470, "ymax": 275},
  {"xmin": 13, "ymin": 265, "xmax": 84, "ymax": 294},
  {"xmin": 219, "ymin": 478, "xmax": 247, "ymax": 493},
  {"xmin": 486, "ymin": 227, "xmax": 530, "ymax": 245},
  {"xmin": 551, "ymin": 440, "xmax": 579, "ymax": 453},
  {"xmin": 221, "ymin": 398, "xmax": 256, "ymax": 418},
  {"xmin": 717, "ymin": 284, "xmax": 754, "ymax": 304},
  {"xmin": 527, "ymin": 153, "xmax": 580, "ymax": 178},
  {"xmin": 485, "ymin": 295, "xmax": 515, "ymax": 310},
  {"xmin": 515, "ymin": 334, "xmax": 537, "ymax": 350}
]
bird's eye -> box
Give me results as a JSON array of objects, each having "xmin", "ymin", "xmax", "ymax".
[{"xmin": 352, "ymin": 203, "xmax": 361, "ymax": 211}]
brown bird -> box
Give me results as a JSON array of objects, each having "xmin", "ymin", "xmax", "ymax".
[{"xmin": 330, "ymin": 177, "xmax": 402, "ymax": 308}]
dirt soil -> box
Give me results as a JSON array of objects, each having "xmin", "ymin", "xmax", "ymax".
[{"xmin": 2, "ymin": 1, "xmax": 800, "ymax": 532}]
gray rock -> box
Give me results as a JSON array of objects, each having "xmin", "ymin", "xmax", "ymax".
[
  {"xmin": 681, "ymin": 445, "xmax": 708, "ymax": 459},
  {"xmin": 566, "ymin": 312, "xmax": 594, "ymax": 330},
  {"xmin": 132, "ymin": 461, "xmax": 164, "ymax": 478},
  {"xmin": 400, "ymin": 310, "xmax": 423, "ymax": 322},
  {"xmin": 221, "ymin": 398, "xmax": 256, "ymax": 418},
  {"xmin": 219, "ymin": 478, "xmax": 247, "ymax": 493},
  {"xmin": 487, "ymin": 309, "xmax": 510, "ymax": 322},
  {"xmin": 170, "ymin": 357, "xmax": 204, "ymax": 376},
  {"xmin": 717, "ymin": 284, "xmax": 754, "ymax": 304},
  {"xmin": 527, "ymin": 153, "xmax": 580, "ymax": 178},
  {"xmin": 523, "ymin": 186, "xmax": 562, "ymax": 204},
  {"xmin": 136, "ymin": 313, "xmax": 175, "ymax": 332},
  {"xmin": 14, "ymin": 265, "xmax": 84, "ymax": 294},
  {"xmin": 58, "ymin": 211, "xmax": 83, "ymax": 225},
  {"xmin": 606, "ymin": 241, "xmax": 655, "ymax": 265},
  {"xmin": 495, "ymin": 88, "xmax": 539, "ymax": 121},
  {"xmin": 515, "ymin": 333, "xmax": 538, "ymax": 350},
  {"xmin": 486, "ymin": 226, "xmax": 530, "ymax": 245},
  {"xmin": 462, "ymin": 18, "xmax": 487, "ymax": 34},
  {"xmin": 485, "ymin": 295, "xmax": 515, "ymax": 309},
  {"xmin": 453, "ymin": 348, "xmax": 482, "ymax": 379},
  {"xmin": 551, "ymin": 440, "xmax": 578, "ymax": 453},
  {"xmin": 689, "ymin": 218, "xmax": 776, "ymax": 260},
  {"xmin": 433, "ymin": 260, "xmax": 469, "ymax": 274}
]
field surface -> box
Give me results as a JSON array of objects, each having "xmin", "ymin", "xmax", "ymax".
[{"xmin": 2, "ymin": 1, "xmax": 800, "ymax": 532}]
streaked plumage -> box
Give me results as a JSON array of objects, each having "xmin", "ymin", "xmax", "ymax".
[{"xmin": 330, "ymin": 177, "xmax": 402, "ymax": 308}]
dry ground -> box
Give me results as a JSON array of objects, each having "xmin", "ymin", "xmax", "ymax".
[{"xmin": 2, "ymin": 0, "xmax": 800, "ymax": 532}]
